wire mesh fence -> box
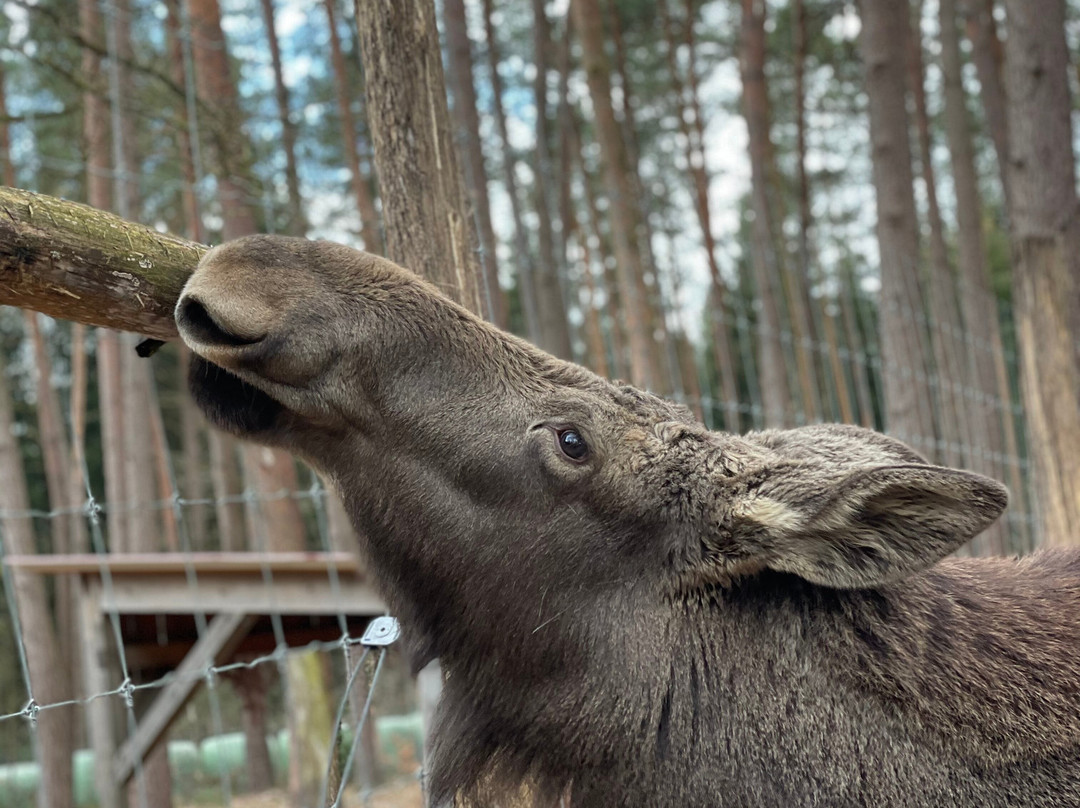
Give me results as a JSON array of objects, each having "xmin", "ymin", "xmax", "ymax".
[{"xmin": 0, "ymin": 367, "xmax": 429, "ymax": 807}]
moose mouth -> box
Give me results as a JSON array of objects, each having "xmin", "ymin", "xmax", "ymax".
[{"xmin": 187, "ymin": 354, "xmax": 285, "ymax": 436}]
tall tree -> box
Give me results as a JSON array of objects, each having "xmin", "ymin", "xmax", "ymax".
[
  {"xmin": 570, "ymin": 0, "xmax": 665, "ymax": 392},
  {"xmin": 355, "ymin": 0, "xmax": 482, "ymax": 312},
  {"xmin": 738, "ymin": 0, "xmax": 792, "ymax": 427},
  {"xmin": 529, "ymin": 0, "xmax": 574, "ymax": 358},
  {"xmin": 443, "ymin": 0, "xmax": 509, "ymax": 329},
  {"xmin": 0, "ymin": 357, "xmax": 74, "ymax": 808},
  {"xmin": 960, "ymin": 0, "xmax": 1010, "ymax": 204},
  {"xmin": 660, "ymin": 0, "xmax": 740, "ymax": 428},
  {"xmin": 480, "ymin": 0, "xmax": 542, "ymax": 343},
  {"xmin": 187, "ymin": 0, "xmax": 324, "ymax": 794},
  {"xmin": 260, "ymin": 0, "xmax": 306, "ymax": 236},
  {"xmin": 940, "ymin": 0, "xmax": 1018, "ymax": 552},
  {"xmin": 857, "ymin": 0, "xmax": 937, "ymax": 456},
  {"xmin": 324, "ymin": 0, "xmax": 382, "ymax": 254},
  {"xmin": 1001, "ymin": 0, "xmax": 1080, "ymax": 545},
  {"xmin": 189, "ymin": 0, "xmax": 258, "ymax": 239},
  {"xmin": 906, "ymin": 2, "xmax": 970, "ymax": 471},
  {"xmin": 0, "ymin": 54, "xmax": 75, "ymax": 808}
]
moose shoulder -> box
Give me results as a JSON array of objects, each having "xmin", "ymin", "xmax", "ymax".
[{"xmin": 176, "ymin": 235, "xmax": 1080, "ymax": 807}]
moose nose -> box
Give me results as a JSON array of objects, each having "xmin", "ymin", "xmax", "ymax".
[{"xmin": 176, "ymin": 296, "xmax": 265, "ymax": 348}]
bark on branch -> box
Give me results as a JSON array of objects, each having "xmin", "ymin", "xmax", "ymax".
[{"xmin": 0, "ymin": 186, "xmax": 205, "ymax": 339}]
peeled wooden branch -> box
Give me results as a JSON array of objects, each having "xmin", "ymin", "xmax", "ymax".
[{"xmin": 0, "ymin": 186, "xmax": 205, "ymax": 339}]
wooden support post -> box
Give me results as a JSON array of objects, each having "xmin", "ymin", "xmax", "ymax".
[
  {"xmin": 78, "ymin": 577, "xmax": 121, "ymax": 808},
  {"xmin": 113, "ymin": 612, "xmax": 257, "ymax": 786}
]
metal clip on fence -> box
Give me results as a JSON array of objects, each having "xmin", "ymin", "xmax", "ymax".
[{"xmin": 360, "ymin": 615, "xmax": 400, "ymax": 647}]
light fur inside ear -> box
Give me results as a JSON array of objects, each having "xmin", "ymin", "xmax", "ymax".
[{"xmin": 732, "ymin": 496, "xmax": 806, "ymax": 534}]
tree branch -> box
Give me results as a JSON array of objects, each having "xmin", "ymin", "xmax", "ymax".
[{"xmin": 0, "ymin": 186, "xmax": 205, "ymax": 339}]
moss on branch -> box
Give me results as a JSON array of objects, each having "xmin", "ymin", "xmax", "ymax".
[{"xmin": 0, "ymin": 186, "xmax": 206, "ymax": 339}]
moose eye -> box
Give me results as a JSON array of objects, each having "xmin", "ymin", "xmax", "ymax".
[{"xmin": 556, "ymin": 428, "xmax": 589, "ymax": 462}]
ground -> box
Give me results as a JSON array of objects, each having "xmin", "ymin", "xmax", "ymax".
[{"xmin": 180, "ymin": 779, "xmax": 424, "ymax": 808}]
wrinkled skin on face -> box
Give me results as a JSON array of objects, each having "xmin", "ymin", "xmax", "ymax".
[{"xmin": 178, "ymin": 236, "xmax": 1080, "ymax": 808}]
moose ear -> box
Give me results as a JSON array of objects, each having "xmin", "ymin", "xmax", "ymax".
[{"xmin": 740, "ymin": 465, "xmax": 1009, "ymax": 589}]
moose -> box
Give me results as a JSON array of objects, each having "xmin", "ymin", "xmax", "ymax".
[{"xmin": 176, "ymin": 235, "xmax": 1080, "ymax": 807}]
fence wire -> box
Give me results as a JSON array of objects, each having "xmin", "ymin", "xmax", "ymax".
[{"xmin": 0, "ymin": 342, "xmax": 420, "ymax": 807}]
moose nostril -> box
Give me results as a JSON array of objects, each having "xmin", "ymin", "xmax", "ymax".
[{"xmin": 177, "ymin": 297, "xmax": 263, "ymax": 347}]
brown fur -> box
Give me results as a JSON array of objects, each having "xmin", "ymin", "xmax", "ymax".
[{"xmin": 177, "ymin": 235, "xmax": 1080, "ymax": 807}]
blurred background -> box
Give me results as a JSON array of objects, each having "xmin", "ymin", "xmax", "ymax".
[{"xmin": 1, "ymin": 0, "xmax": 1079, "ymax": 805}]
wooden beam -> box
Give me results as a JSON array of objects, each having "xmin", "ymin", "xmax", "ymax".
[
  {"xmin": 113, "ymin": 612, "xmax": 257, "ymax": 786},
  {"xmin": 0, "ymin": 186, "xmax": 205, "ymax": 338},
  {"xmin": 4, "ymin": 550, "xmax": 362, "ymax": 576},
  {"xmin": 98, "ymin": 573, "xmax": 385, "ymax": 616}
]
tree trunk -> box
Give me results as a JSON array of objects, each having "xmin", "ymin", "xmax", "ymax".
[
  {"xmin": 324, "ymin": 0, "xmax": 382, "ymax": 253},
  {"xmin": 739, "ymin": 0, "xmax": 792, "ymax": 427},
  {"xmin": 0, "ymin": 355, "xmax": 75, "ymax": 808},
  {"xmin": 480, "ymin": 0, "xmax": 542, "ymax": 343},
  {"xmin": 0, "ymin": 64, "xmax": 12, "ymax": 187},
  {"xmin": 857, "ymin": 0, "xmax": 937, "ymax": 456},
  {"xmin": 529, "ymin": 0, "xmax": 575, "ymax": 358},
  {"xmin": 658, "ymin": 0, "xmax": 740, "ymax": 428},
  {"xmin": 906, "ymin": 2, "xmax": 970, "ymax": 471},
  {"xmin": 188, "ymin": 0, "xmax": 259, "ymax": 240},
  {"xmin": 940, "ymin": 0, "xmax": 1017, "ymax": 553},
  {"xmin": 226, "ymin": 667, "xmax": 275, "ymax": 794},
  {"xmin": 1002, "ymin": 0, "xmax": 1080, "ymax": 545},
  {"xmin": 167, "ymin": 0, "xmax": 211, "ymax": 550},
  {"xmin": 792, "ymin": 0, "xmax": 853, "ymax": 425},
  {"xmin": 443, "ymin": 0, "xmax": 508, "ymax": 329},
  {"xmin": 571, "ymin": 0, "xmax": 665, "ymax": 392},
  {"xmin": 22, "ymin": 314, "xmax": 86, "ymax": 693},
  {"xmin": 565, "ymin": 130, "xmax": 610, "ymax": 378},
  {"xmin": 260, "ymin": 0, "xmax": 306, "ymax": 236},
  {"xmin": 353, "ymin": 0, "xmax": 482, "ymax": 313},
  {"xmin": 960, "ymin": 0, "xmax": 1010, "ymax": 205}
]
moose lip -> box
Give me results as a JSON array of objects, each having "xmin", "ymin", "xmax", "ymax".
[{"xmin": 186, "ymin": 354, "xmax": 285, "ymax": 435}]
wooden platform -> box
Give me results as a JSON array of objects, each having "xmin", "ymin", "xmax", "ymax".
[{"xmin": 4, "ymin": 551, "xmax": 387, "ymax": 808}]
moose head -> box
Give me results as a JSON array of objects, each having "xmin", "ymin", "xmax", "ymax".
[{"xmin": 175, "ymin": 235, "xmax": 1041, "ymax": 807}]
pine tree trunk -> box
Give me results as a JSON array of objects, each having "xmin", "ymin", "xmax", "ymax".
[
  {"xmin": 166, "ymin": 2, "xmax": 211, "ymax": 549},
  {"xmin": 443, "ymin": 0, "xmax": 508, "ymax": 329},
  {"xmin": 793, "ymin": 0, "xmax": 852, "ymax": 425},
  {"xmin": 571, "ymin": 0, "xmax": 665, "ymax": 392},
  {"xmin": 22, "ymin": 314, "xmax": 85, "ymax": 693},
  {"xmin": 574, "ymin": 112, "xmax": 626, "ymax": 379},
  {"xmin": 260, "ymin": 0, "xmax": 307, "ymax": 236},
  {"xmin": 960, "ymin": 0, "xmax": 1010, "ymax": 205},
  {"xmin": 564, "ymin": 120, "xmax": 610, "ymax": 378},
  {"xmin": 529, "ymin": 0, "xmax": 574, "ymax": 358},
  {"xmin": 658, "ymin": 0, "xmax": 740, "ymax": 428},
  {"xmin": 480, "ymin": 0, "xmax": 542, "ymax": 343},
  {"xmin": 354, "ymin": 0, "xmax": 483, "ymax": 313},
  {"xmin": 1002, "ymin": 0, "xmax": 1080, "ymax": 546},
  {"xmin": 0, "ymin": 62, "xmax": 13, "ymax": 187},
  {"xmin": 858, "ymin": 0, "xmax": 937, "ymax": 456},
  {"xmin": 739, "ymin": 0, "xmax": 792, "ymax": 427},
  {"xmin": 324, "ymin": 0, "xmax": 382, "ymax": 253},
  {"xmin": 906, "ymin": 4, "xmax": 970, "ymax": 471},
  {"xmin": 188, "ymin": 0, "xmax": 258, "ymax": 239},
  {"xmin": 0, "ymin": 357, "xmax": 75, "ymax": 808},
  {"xmin": 940, "ymin": 0, "xmax": 1017, "ymax": 553}
]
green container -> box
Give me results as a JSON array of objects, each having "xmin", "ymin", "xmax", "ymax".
[
  {"xmin": 73, "ymin": 749, "xmax": 95, "ymax": 807},
  {"xmin": 168, "ymin": 740, "xmax": 200, "ymax": 796},
  {"xmin": 0, "ymin": 761, "xmax": 39, "ymax": 808},
  {"xmin": 267, "ymin": 729, "xmax": 289, "ymax": 777},
  {"xmin": 199, "ymin": 732, "xmax": 247, "ymax": 781}
]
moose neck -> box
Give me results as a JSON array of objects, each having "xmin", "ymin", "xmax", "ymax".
[{"xmin": 831, "ymin": 550, "xmax": 1080, "ymax": 765}]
